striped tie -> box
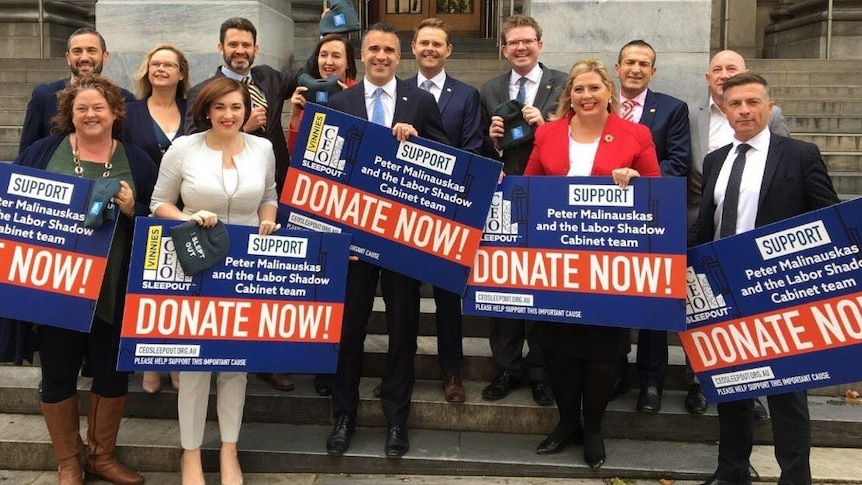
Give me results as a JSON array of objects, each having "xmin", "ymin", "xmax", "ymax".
[
  {"xmin": 241, "ymin": 76, "xmax": 268, "ymax": 110},
  {"xmin": 620, "ymin": 99, "xmax": 636, "ymax": 121}
]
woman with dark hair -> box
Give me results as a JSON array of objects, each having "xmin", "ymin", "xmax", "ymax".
[
  {"xmin": 150, "ymin": 77, "xmax": 278, "ymax": 485},
  {"xmin": 1, "ymin": 75, "xmax": 157, "ymax": 485},
  {"xmin": 524, "ymin": 58, "xmax": 660, "ymax": 469},
  {"xmin": 287, "ymin": 33, "xmax": 357, "ymax": 153},
  {"xmin": 122, "ymin": 43, "xmax": 191, "ymax": 394}
]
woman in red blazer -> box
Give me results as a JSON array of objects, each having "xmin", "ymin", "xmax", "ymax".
[{"xmin": 525, "ymin": 58, "xmax": 660, "ymax": 469}]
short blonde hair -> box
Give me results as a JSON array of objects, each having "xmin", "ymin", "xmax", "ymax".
[
  {"xmin": 553, "ymin": 58, "xmax": 620, "ymax": 120},
  {"xmin": 132, "ymin": 43, "xmax": 190, "ymax": 100}
]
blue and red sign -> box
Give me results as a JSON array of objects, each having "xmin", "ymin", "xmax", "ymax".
[
  {"xmin": 682, "ymin": 198, "xmax": 862, "ymax": 402},
  {"xmin": 0, "ymin": 163, "xmax": 115, "ymax": 331},
  {"xmin": 118, "ymin": 218, "xmax": 351, "ymax": 373},
  {"xmin": 463, "ymin": 176, "xmax": 687, "ymax": 329},
  {"xmin": 279, "ymin": 104, "xmax": 502, "ymax": 294}
]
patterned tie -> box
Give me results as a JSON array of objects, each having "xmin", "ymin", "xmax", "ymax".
[
  {"xmin": 241, "ymin": 76, "xmax": 268, "ymax": 110},
  {"xmin": 719, "ymin": 143, "xmax": 752, "ymax": 238},
  {"xmin": 420, "ymin": 79, "xmax": 434, "ymax": 92},
  {"xmin": 620, "ymin": 99, "xmax": 636, "ymax": 121},
  {"xmin": 371, "ymin": 87, "xmax": 386, "ymax": 126},
  {"xmin": 516, "ymin": 77, "xmax": 527, "ymax": 104}
]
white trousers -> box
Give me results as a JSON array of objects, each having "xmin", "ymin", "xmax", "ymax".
[{"xmin": 178, "ymin": 372, "xmax": 247, "ymax": 450}]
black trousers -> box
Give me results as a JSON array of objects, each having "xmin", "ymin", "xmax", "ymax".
[
  {"xmin": 330, "ymin": 260, "xmax": 420, "ymax": 425},
  {"xmin": 488, "ymin": 317, "xmax": 545, "ymax": 381},
  {"xmin": 432, "ymin": 285, "xmax": 462, "ymax": 377},
  {"xmin": 38, "ymin": 318, "xmax": 128, "ymax": 403},
  {"xmin": 619, "ymin": 328, "xmax": 668, "ymax": 388},
  {"xmin": 716, "ymin": 391, "xmax": 811, "ymax": 485}
]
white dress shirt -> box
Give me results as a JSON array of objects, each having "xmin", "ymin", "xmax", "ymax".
[
  {"xmin": 417, "ymin": 70, "xmax": 446, "ymax": 103},
  {"xmin": 364, "ymin": 77, "xmax": 397, "ymax": 127},
  {"xmin": 708, "ymin": 96, "xmax": 736, "ymax": 153},
  {"xmin": 712, "ymin": 127, "xmax": 771, "ymax": 241},
  {"xmin": 620, "ymin": 89, "xmax": 648, "ymax": 123},
  {"xmin": 509, "ymin": 64, "xmax": 543, "ymax": 106}
]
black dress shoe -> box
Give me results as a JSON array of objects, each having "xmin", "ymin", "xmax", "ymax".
[
  {"xmin": 637, "ymin": 385, "xmax": 662, "ymax": 413},
  {"xmin": 384, "ymin": 424, "xmax": 409, "ymax": 457},
  {"xmin": 685, "ymin": 383, "xmax": 708, "ymax": 414},
  {"xmin": 610, "ymin": 373, "xmax": 631, "ymax": 400},
  {"xmin": 752, "ymin": 397, "xmax": 769, "ymax": 420},
  {"xmin": 583, "ymin": 432, "xmax": 605, "ymax": 469},
  {"xmin": 326, "ymin": 415, "xmax": 354, "ymax": 455},
  {"xmin": 701, "ymin": 475, "xmax": 752, "ymax": 485},
  {"xmin": 481, "ymin": 370, "xmax": 518, "ymax": 400},
  {"xmin": 314, "ymin": 375, "xmax": 332, "ymax": 396},
  {"xmin": 530, "ymin": 380, "xmax": 554, "ymax": 406}
]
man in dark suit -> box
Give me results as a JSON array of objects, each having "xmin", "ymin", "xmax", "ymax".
[
  {"xmin": 693, "ymin": 72, "xmax": 837, "ymax": 485},
  {"xmin": 479, "ymin": 14, "xmax": 566, "ymax": 406},
  {"xmin": 686, "ymin": 49, "xmax": 790, "ymax": 416},
  {"xmin": 19, "ymin": 27, "xmax": 134, "ymax": 154},
  {"xmin": 404, "ymin": 17, "xmax": 483, "ymax": 403},
  {"xmin": 184, "ymin": 17, "xmax": 297, "ymax": 392},
  {"xmin": 324, "ymin": 22, "xmax": 448, "ymax": 458},
  {"xmin": 613, "ymin": 39, "xmax": 692, "ymax": 413}
]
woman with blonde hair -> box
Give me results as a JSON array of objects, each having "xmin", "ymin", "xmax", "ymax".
[{"xmin": 525, "ymin": 58, "xmax": 660, "ymax": 469}]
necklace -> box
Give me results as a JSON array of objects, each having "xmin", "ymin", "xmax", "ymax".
[
  {"xmin": 221, "ymin": 159, "xmax": 241, "ymax": 224},
  {"xmin": 72, "ymin": 135, "xmax": 114, "ymax": 178}
]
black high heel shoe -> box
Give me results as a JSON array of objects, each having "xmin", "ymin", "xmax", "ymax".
[
  {"xmin": 535, "ymin": 422, "xmax": 584, "ymax": 455},
  {"xmin": 583, "ymin": 432, "xmax": 605, "ymax": 469}
]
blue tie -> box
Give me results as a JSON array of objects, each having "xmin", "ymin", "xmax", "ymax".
[
  {"xmin": 516, "ymin": 77, "xmax": 527, "ymax": 104},
  {"xmin": 371, "ymin": 87, "xmax": 386, "ymax": 126}
]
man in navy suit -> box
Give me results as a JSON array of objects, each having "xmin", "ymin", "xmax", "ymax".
[
  {"xmin": 19, "ymin": 27, "xmax": 134, "ymax": 154},
  {"xmin": 613, "ymin": 39, "xmax": 692, "ymax": 413},
  {"xmin": 694, "ymin": 72, "xmax": 836, "ymax": 485},
  {"xmin": 479, "ymin": 14, "xmax": 566, "ymax": 407},
  {"xmin": 404, "ymin": 17, "xmax": 483, "ymax": 403},
  {"xmin": 324, "ymin": 22, "xmax": 448, "ymax": 459}
]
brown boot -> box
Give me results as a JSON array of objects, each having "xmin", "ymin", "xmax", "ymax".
[
  {"xmin": 41, "ymin": 396, "xmax": 84, "ymax": 485},
  {"xmin": 84, "ymin": 393, "xmax": 145, "ymax": 485}
]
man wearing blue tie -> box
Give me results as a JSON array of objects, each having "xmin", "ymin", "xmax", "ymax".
[
  {"xmin": 324, "ymin": 22, "xmax": 448, "ymax": 459},
  {"xmin": 404, "ymin": 18, "xmax": 483, "ymax": 403}
]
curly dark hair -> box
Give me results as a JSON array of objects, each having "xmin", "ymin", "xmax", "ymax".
[{"xmin": 51, "ymin": 75, "xmax": 126, "ymax": 137}]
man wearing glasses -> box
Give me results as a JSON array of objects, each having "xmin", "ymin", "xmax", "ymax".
[
  {"xmin": 478, "ymin": 14, "xmax": 566, "ymax": 406},
  {"xmin": 19, "ymin": 27, "xmax": 134, "ymax": 153}
]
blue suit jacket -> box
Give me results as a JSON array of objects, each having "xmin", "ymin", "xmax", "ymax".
[
  {"xmin": 404, "ymin": 73, "xmax": 482, "ymax": 153},
  {"xmin": 19, "ymin": 78, "xmax": 135, "ymax": 155},
  {"xmin": 638, "ymin": 89, "xmax": 691, "ymax": 177},
  {"xmin": 122, "ymin": 98, "xmax": 187, "ymax": 165},
  {"xmin": 328, "ymin": 78, "xmax": 448, "ymax": 145}
]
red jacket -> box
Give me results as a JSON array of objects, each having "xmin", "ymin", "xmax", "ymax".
[{"xmin": 524, "ymin": 112, "xmax": 660, "ymax": 177}]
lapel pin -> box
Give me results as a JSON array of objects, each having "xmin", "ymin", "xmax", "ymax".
[
  {"xmin": 446, "ymin": 88, "xmax": 452, "ymax": 92},
  {"xmin": 604, "ymin": 134, "xmax": 614, "ymax": 143},
  {"xmin": 402, "ymin": 96, "xmax": 408, "ymax": 101},
  {"xmin": 649, "ymin": 108, "xmax": 656, "ymax": 113}
]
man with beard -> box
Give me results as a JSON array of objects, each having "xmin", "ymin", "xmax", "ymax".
[
  {"xmin": 19, "ymin": 28, "xmax": 134, "ymax": 153},
  {"xmin": 183, "ymin": 17, "xmax": 297, "ymax": 393},
  {"xmin": 184, "ymin": 17, "xmax": 295, "ymax": 196}
]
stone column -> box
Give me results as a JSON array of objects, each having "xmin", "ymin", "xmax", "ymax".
[
  {"xmin": 96, "ymin": 0, "xmax": 295, "ymax": 93},
  {"xmin": 0, "ymin": 0, "xmax": 95, "ymax": 57},
  {"xmin": 530, "ymin": 0, "xmax": 711, "ymax": 108},
  {"xmin": 764, "ymin": 0, "xmax": 862, "ymax": 59}
]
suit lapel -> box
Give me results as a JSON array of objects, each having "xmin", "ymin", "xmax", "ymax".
[
  {"xmin": 533, "ymin": 65, "xmax": 556, "ymax": 111},
  {"xmin": 759, "ymin": 135, "xmax": 783, "ymax": 208},
  {"xmin": 437, "ymin": 76, "xmax": 454, "ymax": 114},
  {"xmin": 393, "ymin": 80, "xmax": 409, "ymax": 125},
  {"xmin": 704, "ymin": 145, "xmax": 733, "ymax": 211},
  {"xmin": 639, "ymin": 89, "xmax": 657, "ymax": 128}
]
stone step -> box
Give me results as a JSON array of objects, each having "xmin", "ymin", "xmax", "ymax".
[
  {"xmin": 771, "ymin": 85, "xmax": 862, "ymax": 100},
  {"xmin": 827, "ymin": 171, "xmax": 862, "ymax": 194},
  {"xmin": 758, "ymin": 71, "xmax": 862, "ymax": 87},
  {"xmin": 0, "ymin": 126, "xmax": 22, "ymax": 144},
  {"xmin": 747, "ymin": 59, "xmax": 860, "ymax": 72},
  {"xmin": 0, "ymin": 58, "xmax": 68, "ymax": 70},
  {"xmin": 0, "ymin": 69, "xmax": 68, "ymax": 83},
  {"xmin": 0, "ymin": 142, "xmax": 17, "ymax": 161},
  {"xmin": 786, "ymin": 115, "xmax": 862, "ymax": 134},
  {"xmin": 796, "ymin": 133, "xmax": 862, "ymax": 152},
  {"xmin": 0, "ymin": 95, "xmax": 29, "ymax": 111},
  {"xmin": 778, "ymin": 100, "xmax": 862, "ymax": 116},
  {"xmin": 824, "ymin": 152, "xmax": 862, "ymax": 172},
  {"xmin": 2, "ymin": 109, "xmax": 25, "ymax": 126},
  {"xmin": 1, "ymin": 412, "xmax": 860, "ymax": 481},
  {"xmin": 0, "ymin": 82, "xmax": 38, "ymax": 96}
]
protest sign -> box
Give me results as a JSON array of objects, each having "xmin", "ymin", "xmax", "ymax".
[
  {"xmin": 681, "ymin": 198, "xmax": 862, "ymax": 402},
  {"xmin": 463, "ymin": 176, "xmax": 687, "ymax": 329},
  {"xmin": 118, "ymin": 218, "xmax": 351, "ymax": 373},
  {"xmin": 0, "ymin": 163, "xmax": 114, "ymax": 331},
  {"xmin": 280, "ymin": 103, "xmax": 502, "ymax": 294}
]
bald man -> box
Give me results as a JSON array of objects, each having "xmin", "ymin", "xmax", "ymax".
[{"xmin": 685, "ymin": 50, "xmax": 788, "ymax": 416}]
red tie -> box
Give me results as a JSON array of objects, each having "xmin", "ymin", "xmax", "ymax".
[{"xmin": 621, "ymin": 99, "xmax": 636, "ymax": 121}]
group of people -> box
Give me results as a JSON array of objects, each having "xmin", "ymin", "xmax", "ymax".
[{"xmin": 0, "ymin": 9, "xmax": 833, "ymax": 485}]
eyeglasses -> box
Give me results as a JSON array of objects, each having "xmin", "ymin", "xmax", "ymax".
[
  {"xmin": 503, "ymin": 38, "xmax": 538, "ymax": 48},
  {"xmin": 148, "ymin": 61, "xmax": 180, "ymax": 70}
]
